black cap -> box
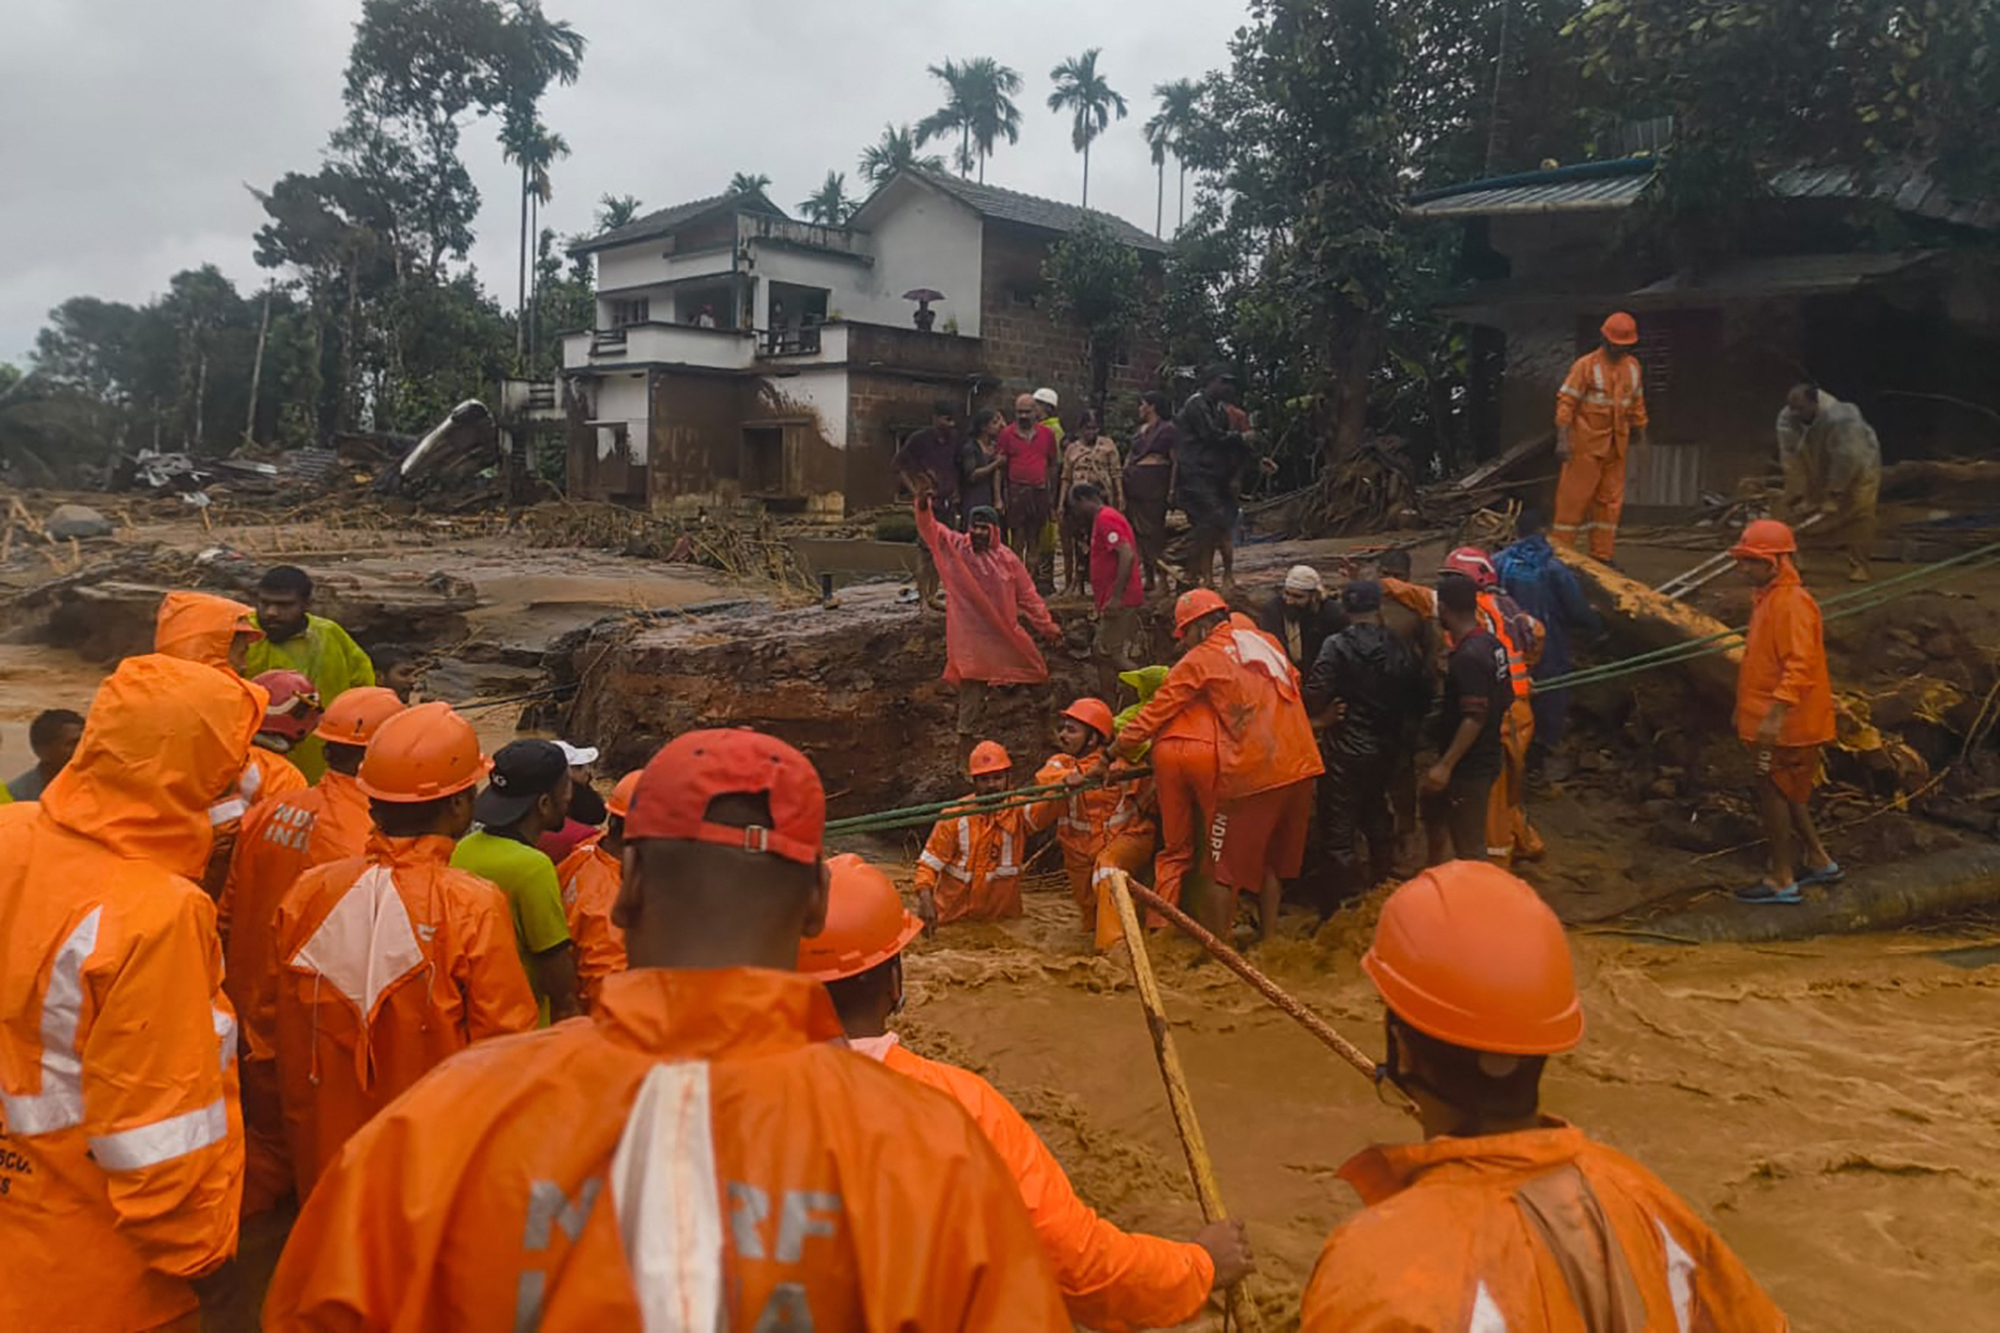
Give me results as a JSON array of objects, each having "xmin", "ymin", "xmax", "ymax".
[
  {"xmin": 474, "ymin": 739, "xmax": 568, "ymax": 828},
  {"xmin": 1203, "ymin": 362, "xmax": 1238, "ymax": 384},
  {"xmin": 1341, "ymin": 579, "xmax": 1384, "ymax": 614},
  {"xmin": 968, "ymin": 505, "xmax": 1001, "ymax": 528}
]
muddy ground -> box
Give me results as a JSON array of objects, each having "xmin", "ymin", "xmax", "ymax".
[{"xmin": 3, "ymin": 502, "xmax": 1997, "ymax": 1328}]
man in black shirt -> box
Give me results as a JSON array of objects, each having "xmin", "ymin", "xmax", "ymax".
[
  {"xmin": 1304, "ymin": 580, "xmax": 1433, "ymax": 902},
  {"xmin": 1422, "ymin": 574, "xmax": 1510, "ymax": 863},
  {"xmin": 1257, "ymin": 564, "xmax": 1349, "ymax": 674}
]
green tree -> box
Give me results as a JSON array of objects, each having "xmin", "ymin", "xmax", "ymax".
[
  {"xmin": 502, "ymin": 116, "xmax": 570, "ymax": 361},
  {"xmin": 1041, "ymin": 218, "xmax": 1145, "ymax": 414},
  {"xmin": 916, "ymin": 57, "xmax": 1023, "ymax": 183},
  {"xmin": 859, "ymin": 123, "xmax": 946, "ymax": 188},
  {"xmin": 729, "ymin": 172, "xmax": 772, "ymax": 196},
  {"xmin": 1047, "ymin": 49, "xmax": 1128, "ymax": 207},
  {"xmin": 797, "ymin": 171, "xmax": 856, "ymax": 225},
  {"xmin": 1146, "ymin": 78, "xmax": 1202, "ymax": 233},
  {"xmin": 595, "ymin": 193, "xmax": 644, "ymax": 229}
]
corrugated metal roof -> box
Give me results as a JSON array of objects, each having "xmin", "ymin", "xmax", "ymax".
[
  {"xmin": 1409, "ymin": 172, "xmax": 1653, "ymax": 218},
  {"xmin": 1769, "ymin": 165, "xmax": 2000, "ymax": 230},
  {"xmin": 1626, "ymin": 250, "xmax": 1943, "ymax": 302}
]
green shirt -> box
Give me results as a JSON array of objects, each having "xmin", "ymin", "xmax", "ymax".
[
  {"xmin": 244, "ymin": 612, "xmax": 376, "ymax": 783},
  {"xmin": 451, "ymin": 829, "xmax": 571, "ymax": 1026}
]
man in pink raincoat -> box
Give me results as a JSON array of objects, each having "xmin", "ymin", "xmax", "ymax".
[{"xmin": 916, "ymin": 493, "xmax": 1063, "ymax": 741}]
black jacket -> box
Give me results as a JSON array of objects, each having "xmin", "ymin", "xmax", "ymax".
[
  {"xmin": 1256, "ymin": 594, "xmax": 1349, "ymax": 674},
  {"xmin": 1304, "ymin": 621, "xmax": 1434, "ymax": 759}
]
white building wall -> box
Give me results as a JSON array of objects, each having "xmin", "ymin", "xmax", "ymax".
[
  {"xmin": 760, "ymin": 368, "xmax": 849, "ymax": 450},
  {"xmin": 865, "ymin": 190, "xmax": 984, "ymax": 336},
  {"xmin": 591, "ymin": 371, "xmax": 651, "ymax": 464},
  {"xmin": 595, "ymin": 240, "xmax": 737, "ymax": 295}
]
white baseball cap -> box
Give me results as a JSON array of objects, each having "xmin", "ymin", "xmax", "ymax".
[
  {"xmin": 1032, "ymin": 387, "xmax": 1059, "ymax": 409},
  {"xmin": 556, "ymin": 741, "xmax": 600, "ymax": 768},
  {"xmin": 1283, "ymin": 565, "xmax": 1323, "ymax": 594}
]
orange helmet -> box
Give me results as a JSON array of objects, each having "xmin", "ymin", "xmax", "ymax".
[
  {"xmin": 968, "ymin": 740, "xmax": 1012, "ymax": 776},
  {"xmin": 357, "ymin": 701, "xmax": 489, "ymax": 802},
  {"xmin": 1441, "ymin": 546, "xmax": 1499, "ymax": 590},
  {"xmin": 605, "ymin": 769, "xmax": 644, "ymax": 820},
  {"xmin": 1729, "ymin": 518, "xmax": 1797, "ymax": 561},
  {"xmin": 1060, "ymin": 697, "xmax": 1115, "ymax": 741},
  {"xmin": 314, "ymin": 685, "xmax": 405, "ymax": 745},
  {"xmin": 253, "ymin": 670, "xmax": 323, "ymax": 742},
  {"xmin": 797, "ymin": 853, "xmax": 924, "ymax": 982},
  {"xmin": 1173, "ymin": 587, "xmax": 1227, "ymax": 638},
  {"xmin": 1600, "ymin": 311, "xmax": 1639, "ymax": 346},
  {"xmin": 1363, "ymin": 861, "xmax": 1584, "ymax": 1056}
]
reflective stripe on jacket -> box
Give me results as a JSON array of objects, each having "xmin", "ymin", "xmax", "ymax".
[
  {"xmin": 1033, "ymin": 751, "xmax": 1153, "ymax": 862},
  {"xmin": 915, "ymin": 799, "xmax": 1055, "ymax": 924},
  {"xmin": 554, "ymin": 838, "xmax": 629, "ymax": 1009},
  {"xmin": 269, "ymin": 832, "xmax": 538, "ymax": 1197},
  {"xmin": 1301, "ymin": 1121, "xmax": 1788, "ymax": 1332},
  {"xmin": 0, "ymin": 655, "xmax": 261, "ymax": 1330},
  {"xmin": 263, "ymin": 969, "xmax": 1069, "ymax": 1329},
  {"xmin": 1555, "ymin": 350, "xmax": 1648, "ymax": 458}
]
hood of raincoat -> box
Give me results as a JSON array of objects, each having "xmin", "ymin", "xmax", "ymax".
[
  {"xmin": 1114, "ymin": 665, "xmax": 1170, "ymax": 734},
  {"xmin": 155, "ymin": 590, "xmax": 259, "ymax": 668},
  {"xmin": 40, "ymin": 653, "xmax": 265, "ymax": 877}
]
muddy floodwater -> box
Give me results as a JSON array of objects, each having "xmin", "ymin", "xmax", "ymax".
[{"xmin": 896, "ymin": 881, "xmax": 2000, "ymax": 1330}]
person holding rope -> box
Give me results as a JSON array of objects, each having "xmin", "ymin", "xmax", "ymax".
[
  {"xmin": 1032, "ymin": 698, "xmax": 1157, "ymax": 952},
  {"xmin": 913, "ymin": 741, "xmax": 1057, "ymax": 931},
  {"xmin": 1301, "ymin": 861, "xmax": 1788, "ymax": 1329},
  {"xmin": 805, "ymin": 854, "xmax": 1252, "ymax": 1328}
]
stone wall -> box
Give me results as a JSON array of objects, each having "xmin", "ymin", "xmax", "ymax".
[{"xmin": 978, "ymin": 224, "xmax": 1166, "ymax": 419}]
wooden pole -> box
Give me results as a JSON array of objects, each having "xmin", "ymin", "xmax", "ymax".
[
  {"xmin": 1122, "ymin": 878, "xmax": 1421, "ymax": 1121},
  {"xmin": 1105, "ymin": 870, "xmax": 1266, "ymax": 1333}
]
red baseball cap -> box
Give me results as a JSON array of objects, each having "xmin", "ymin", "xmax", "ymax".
[{"xmin": 624, "ymin": 728, "xmax": 825, "ymax": 865}]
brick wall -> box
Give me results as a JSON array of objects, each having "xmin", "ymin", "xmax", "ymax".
[{"xmin": 977, "ymin": 223, "xmax": 1165, "ymax": 423}]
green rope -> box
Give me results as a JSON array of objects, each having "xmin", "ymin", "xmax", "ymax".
[{"xmin": 825, "ymin": 767, "xmax": 1152, "ymax": 838}]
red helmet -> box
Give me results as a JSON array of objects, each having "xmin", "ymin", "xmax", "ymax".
[
  {"xmin": 1442, "ymin": 546, "xmax": 1499, "ymax": 590},
  {"xmin": 1365, "ymin": 862, "xmax": 1584, "ymax": 1056},
  {"xmin": 1060, "ymin": 697, "xmax": 1115, "ymax": 741},
  {"xmin": 253, "ymin": 670, "xmax": 323, "ymax": 742},
  {"xmin": 1173, "ymin": 587, "xmax": 1228, "ymax": 638},
  {"xmin": 796, "ymin": 853, "xmax": 923, "ymax": 982}
]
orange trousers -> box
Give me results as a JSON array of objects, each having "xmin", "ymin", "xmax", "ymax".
[
  {"xmin": 1085, "ymin": 829, "xmax": 1161, "ymax": 953},
  {"xmin": 1485, "ymin": 698, "xmax": 1542, "ymax": 864},
  {"xmin": 1552, "ymin": 448, "xmax": 1627, "ymax": 561},
  {"xmin": 1149, "ymin": 736, "xmax": 1216, "ymax": 921}
]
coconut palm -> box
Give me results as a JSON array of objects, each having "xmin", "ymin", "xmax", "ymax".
[
  {"xmin": 859, "ymin": 123, "xmax": 947, "ymax": 188},
  {"xmin": 595, "ymin": 193, "xmax": 643, "ymax": 230},
  {"xmin": 797, "ymin": 171, "xmax": 856, "ymax": 225},
  {"xmin": 916, "ymin": 57, "xmax": 1023, "ymax": 184},
  {"xmin": 1048, "ymin": 49, "xmax": 1127, "ymax": 208},
  {"xmin": 1148, "ymin": 78, "xmax": 1201, "ymax": 233},
  {"xmin": 501, "ymin": 115, "xmax": 570, "ymax": 360},
  {"xmin": 729, "ymin": 171, "xmax": 772, "ymax": 196}
]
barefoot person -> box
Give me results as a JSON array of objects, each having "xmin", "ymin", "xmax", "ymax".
[{"xmin": 1730, "ymin": 519, "xmax": 1840, "ymax": 903}]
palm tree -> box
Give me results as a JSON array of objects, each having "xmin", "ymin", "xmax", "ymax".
[
  {"xmin": 1048, "ymin": 49, "xmax": 1127, "ymax": 208},
  {"xmin": 729, "ymin": 172, "xmax": 773, "ymax": 196},
  {"xmin": 797, "ymin": 171, "xmax": 856, "ymax": 225},
  {"xmin": 1143, "ymin": 113, "xmax": 1170, "ymax": 237},
  {"xmin": 916, "ymin": 57, "xmax": 1022, "ymax": 184},
  {"xmin": 859, "ymin": 123, "xmax": 947, "ymax": 188},
  {"xmin": 595, "ymin": 193, "xmax": 643, "ymax": 230},
  {"xmin": 501, "ymin": 115, "xmax": 569, "ymax": 361},
  {"xmin": 1149, "ymin": 78, "xmax": 1201, "ymax": 233}
]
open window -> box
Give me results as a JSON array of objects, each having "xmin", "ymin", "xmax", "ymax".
[{"xmin": 766, "ymin": 281, "xmax": 830, "ymax": 354}]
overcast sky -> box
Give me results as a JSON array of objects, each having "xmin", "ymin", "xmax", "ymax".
[{"xmin": 0, "ymin": 0, "xmax": 1250, "ymax": 363}]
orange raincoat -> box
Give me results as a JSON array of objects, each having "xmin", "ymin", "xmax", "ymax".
[
  {"xmin": 264, "ymin": 968, "xmax": 1068, "ymax": 1329},
  {"xmin": 864, "ymin": 1034, "xmax": 1212, "ymax": 1329},
  {"xmin": 1474, "ymin": 591, "xmax": 1545, "ymax": 864},
  {"xmin": 915, "ymin": 796, "xmax": 1057, "ymax": 924},
  {"xmin": 1034, "ymin": 751, "xmax": 1158, "ymax": 948},
  {"xmin": 1116, "ymin": 613, "xmax": 1324, "ymax": 803},
  {"xmin": 267, "ymin": 832, "xmax": 538, "ymax": 1197},
  {"xmin": 219, "ymin": 768, "xmax": 377, "ymax": 1213},
  {"xmin": 1301, "ymin": 1121, "xmax": 1788, "ymax": 1331},
  {"xmin": 918, "ymin": 497, "xmax": 1059, "ymax": 685},
  {"xmin": 0, "ymin": 654, "xmax": 259, "ymax": 1331},
  {"xmin": 554, "ymin": 836, "xmax": 629, "ymax": 1008},
  {"xmin": 1735, "ymin": 562, "xmax": 1835, "ymax": 747},
  {"xmin": 1553, "ymin": 348, "xmax": 1649, "ymax": 561}
]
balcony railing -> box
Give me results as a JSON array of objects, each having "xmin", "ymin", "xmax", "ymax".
[{"xmin": 563, "ymin": 322, "xmax": 756, "ymax": 372}]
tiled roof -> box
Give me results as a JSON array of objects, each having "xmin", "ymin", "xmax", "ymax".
[
  {"xmin": 912, "ymin": 170, "xmax": 1169, "ymax": 253},
  {"xmin": 571, "ymin": 189, "xmax": 785, "ymax": 255}
]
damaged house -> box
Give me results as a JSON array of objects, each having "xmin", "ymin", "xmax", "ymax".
[
  {"xmin": 1412, "ymin": 156, "xmax": 2000, "ymax": 507},
  {"xmin": 560, "ymin": 172, "xmax": 1166, "ymax": 516}
]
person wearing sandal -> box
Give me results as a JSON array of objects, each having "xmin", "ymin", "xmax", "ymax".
[{"xmin": 1730, "ymin": 519, "xmax": 1841, "ymax": 904}]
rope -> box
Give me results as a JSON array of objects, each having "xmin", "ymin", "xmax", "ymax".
[{"xmin": 823, "ymin": 766, "xmax": 1152, "ymax": 837}]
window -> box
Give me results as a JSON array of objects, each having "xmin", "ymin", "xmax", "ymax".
[
  {"xmin": 610, "ymin": 297, "xmax": 651, "ymax": 328},
  {"xmin": 1008, "ymin": 282, "xmax": 1042, "ymax": 307}
]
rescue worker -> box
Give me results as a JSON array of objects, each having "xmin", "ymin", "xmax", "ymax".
[
  {"xmin": 244, "ymin": 564, "xmax": 377, "ymax": 782},
  {"xmin": 915, "ymin": 740, "xmax": 1057, "ymax": 930},
  {"xmin": 451, "ymin": 738, "xmax": 582, "ymax": 1025},
  {"xmin": 1495, "ymin": 511, "xmax": 1601, "ymax": 757},
  {"xmin": 267, "ymin": 702, "xmax": 537, "ymax": 1197},
  {"xmin": 1033, "ymin": 698, "xmax": 1156, "ymax": 951},
  {"xmin": 1731, "ymin": 519, "xmax": 1840, "ymax": 903},
  {"xmin": 915, "ymin": 490, "xmax": 1063, "ymax": 741},
  {"xmin": 1114, "ymin": 589, "xmax": 1324, "ymax": 943},
  {"xmin": 1776, "ymin": 382, "xmax": 1882, "ymax": 582},
  {"xmin": 554, "ymin": 768, "xmax": 643, "ymax": 1009},
  {"xmin": 0, "ymin": 654, "xmax": 261, "ymax": 1331},
  {"xmin": 1257, "ymin": 564, "xmax": 1348, "ymax": 675},
  {"xmin": 1305, "ymin": 581, "xmax": 1433, "ymax": 904},
  {"xmin": 265, "ymin": 728, "xmax": 1070, "ymax": 1328},
  {"xmin": 221, "ymin": 683, "xmax": 405, "ymax": 1215},
  {"xmin": 1553, "ymin": 311, "xmax": 1649, "ymax": 563},
  {"xmin": 1444, "ymin": 547, "xmax": 1546, "ymax": 865},
  {"xmin": 805, "ymin": 853, "xmax": 1253, "ymax": 1327},
  {"xmin": 1423, "ymin": 576, "xmax": 1512, "ymax": 863},
  {"xmin": 251, "ymin": 668, "xmax": 323, "ymax": 763},
  {"xmin": 1300, "ymin": 862, "xmax": 1789, "ymax": 1329}
]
